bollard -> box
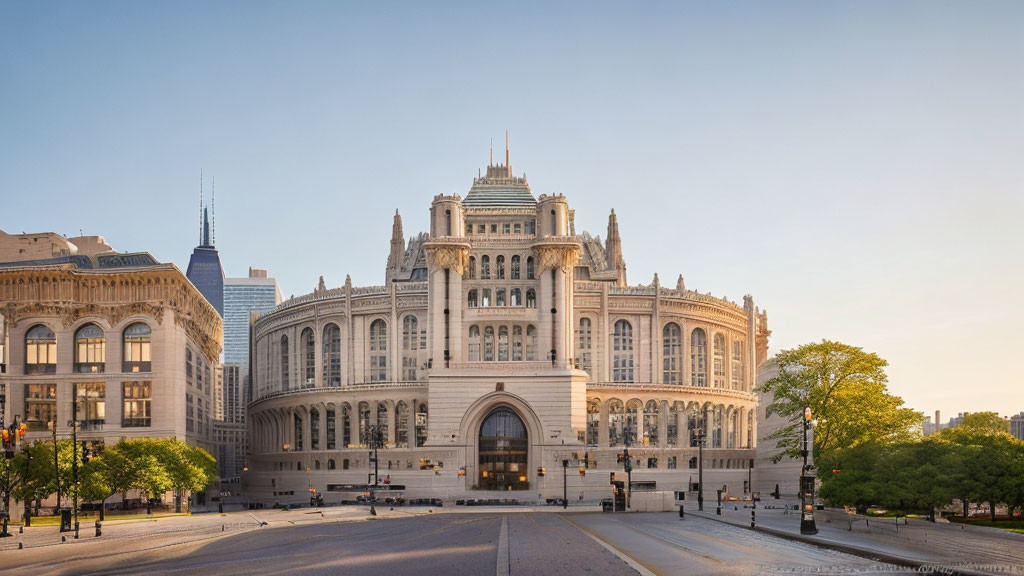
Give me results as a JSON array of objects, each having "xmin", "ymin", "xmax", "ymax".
[
  {"xmin": 62, "ymin": 536, "xmax": 66, "ymax": 543},
  {"xmin": 19, "ymin": 542, "xmax": 23, "ymax": 549},
  {"xmin": 222, "ymin": 525, "xmax": 225, "ymax": 532},
  {"xmin": 19, "ymin": 526, "xmax": 24, "ymax": 534},
  {"xmin": 751, "ymin": 509, "xmax": 755, "ymax": 529},
  {"xmin": 679, "ymin": 505, "xmax": 685, "ymax": 519},
  {"xmin": 95, "ymin": 521, "xmax": 102, "ymax": 538}
]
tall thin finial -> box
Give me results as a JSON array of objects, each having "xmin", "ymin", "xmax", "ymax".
[
  {"xmin": 211, "ymin": 176, "xmax": 216, "ymax": 247},
  {"xmin": 490, "ymin": 138, "xmax": 493, "ymax": 166},
  {"xmin": 505, "ymin": 130, "xmax": 510, "ymax": 171},
  {"xmin": 199, "ymin": 169, "xmax": 204, "ymax": 245}
]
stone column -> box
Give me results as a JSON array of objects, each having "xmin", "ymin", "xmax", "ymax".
[
  {"xmin": 658, "ymin": 400, "xmax": 669, "ymax": 448},
  {"xmin": 598, "ymin": 399, "xmax": 609, "ymax": 447}
]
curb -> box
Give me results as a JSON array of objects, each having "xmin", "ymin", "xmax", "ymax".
[{"xmin": 689, "ymin": 511, "xmax": 987, "ymax": 576}]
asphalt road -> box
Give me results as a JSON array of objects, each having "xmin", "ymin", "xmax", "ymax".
[{"xmin": 0, "ymin": 510, "xmax": 923, "ymax": 576}]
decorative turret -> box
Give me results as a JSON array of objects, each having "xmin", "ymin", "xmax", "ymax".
[
  {"xmin": 755, "ymin": 306, "xmax": 771, "ymax": 366},
  {"xmin": 386, "ymin": 209, "xmax": 405, "ymax": 283},
  {"xmin": 605, "ymin": 209, "xmax": 626, "ymax": 287}
]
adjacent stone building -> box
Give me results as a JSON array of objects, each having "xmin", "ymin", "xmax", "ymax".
[{"xmin": 246, "ymin": 150, "xmax": 769, "ymax": 503}]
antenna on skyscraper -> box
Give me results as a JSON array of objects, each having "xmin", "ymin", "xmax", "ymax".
[
  {"xmin": 490, "ymin": 138, "xmax": 493, "ymax": 166},
  {"xmin": 505, "ymin": 130, "xmax": 510, "ymax": 176},
  {"xmin": 212, "ymin": 176, "xmax": 216, "ymax": 247},
  {"xmin": 199, "ymin": 169, "xmax": 204, "ymax": 245}
]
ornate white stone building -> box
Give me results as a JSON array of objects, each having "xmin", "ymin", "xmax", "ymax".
[{"xmin": 246, "ymin": 150, "xmax": 771, "ymax": 503}]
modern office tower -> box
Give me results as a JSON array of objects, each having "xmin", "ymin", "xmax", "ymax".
[
  {"xmin": 223, "ymin": 268, "xmax": 282, "ymax": 368},
  {"xmin": 1010, "ymin": 412, "xmax": 1024, "ymax": 441},
  {"xmin": 186, "ymin": 178, "xmax": 225, "ymax": 316}
]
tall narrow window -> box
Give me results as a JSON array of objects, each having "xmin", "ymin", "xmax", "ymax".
[
  {"xmin": 322, "ymin": 324, "xmax": 341, "ymax": 386},
  {"xmin": 608, "ymin": 399, "xmax": 624, "ymax": 446},
  {"xmin": 613, "ymin": 320, "xmax": 633, "ymax": 382},
  {"xmin": 498, "ymin": 326, "xmax": 509, "ymax": 361},
  {"xmin": 395, "ymin": 401, "xmax": 409, "ymax": 447},
  {"xmin": 691, "ymin": 328, "xmax": 707, "ymax": 387},
  {"xmin": 525, "ymin": 289, "xmax": 536, "ymax": 308},
  {"xmin": 576, "ymin": 318, "xmax": 592, "ymax": 374},
  {"xmin": 586, "ymin": 400, "xmax": 600, "ymax": 446},
  {"xmin": 644, "ymin": 400, "xmax": 660, "ymax": 446},
  {"xmin": 327, "ymin": 408, "xmax": 336, "ymax": 449},
  {"xmin": 469, "ymin": 256, "xmax": 476, "ymax": 279},
  {"xmin": 121, "ymin": 323, "xmax": 152, "ymax": 373},
  {"xmin": 311, "ymin": 408, "xmax": 320, "ymax": 450},
  {"xmin": 122, "ymin": 381, "xmax": 152, "ymax": 427},
  {"xmin": 76, "ymin": 383, "xmax": 105, "ymax": 430},
  {"xmin": 25, "ymin": 325, "xmax": 57, "ymax": 375},
  {"xmin": 369, "ymin": 320, "xmax": 388, "ymax": 382},
  {"xmin": 402, "ymin": 316, "xmax": 419, "ymax": 380},
  {"xmin": 484, "ymin": 326, "xmax": 495, "ymax": 361},
  {"xmin": 376, "ymin": 402, "xmax": 389, "ymax": 444},
  {"xmin": 302, "ymin": 328, "xmax": 316, "ymax": 386},
  {"xmin": 415, "ymin": 403, "xmax": 428, "ymax": 447},
  {"xmin": 280, "ymin": 334, "xmax": 290, "ymax": 390},
  {"xmin": 526, "ymin": 325, "xmax": 537, "ymax": 361},
  {"xmin": 468, "ymin": 289, "xmax": 478, "ymax": 308},
  {"xmin": 713, "ymin": 333, "xmax": 726, "ymax": 388},
  {"xmin": 526, "ymin": 257, "xmax": 535, "ymax": 279},
  {"xmin": 662, "ymin": 323, "xmax": 682, "ymax": 384},
  {"xmin": 511, "ymin": 256, "xmax": 520, "ymax": 279},
  {"xmin": 469, "ymin": 325, "xmax": 481, "ymax": 361},
  {"xmin": 496, "ymin": 289, "xmax": 506, "ymax": 307},
  {"xmin": 731, "ymin": 340, "xmax": 745, "ymax": 391},
  {"xmin": 482, "ymin": 289, "xmax": 491, "ymax": 307},
  {"xmin": 496, "ymin": 255, "xmax": 505, "ymax": 279},
  {"xmin": 358, "ymin": 402, "xmax": 370, "ymax": 444},
  {"xmin": 625, "ymin": 400, "xmax": 641, "ymax": 445},
  {"xmin": 512, "ymin": 326, "xmax": 523, "ymax": 361},
  {"xmin": 510, "ymin": 288, "xmax": 521, "ymax": 306},
  {"xmin": 294, "ymin": 414, "xmax": 303, "ymax": 451},
  {"xmin": 481, "ymin": 255, "xmax": 491, "ymax": 279},
  {"xmin": 342, "ymin": 404, "xmax": 352, "ymax": 447},
  {"xmin": 75, "ymin": 324, "xmax": 106, "ymax": 373}
]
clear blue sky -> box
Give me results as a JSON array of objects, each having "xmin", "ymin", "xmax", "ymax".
[{"xmin": 2, "ymin": 1, "xmax": 1022, "ymax": 422}]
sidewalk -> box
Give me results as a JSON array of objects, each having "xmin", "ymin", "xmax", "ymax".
[{"xmin": 688, "ymin": 505, "xmax": 1024, "ymax": 576}]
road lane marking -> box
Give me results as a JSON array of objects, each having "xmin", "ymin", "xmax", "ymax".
[
  {"xmin": 559, "ymin": 515, "xmax": 657, "ymax": 576},
  {"xmin": 497, "ymin": 515, "xmax": 510, "ymax": 576}
]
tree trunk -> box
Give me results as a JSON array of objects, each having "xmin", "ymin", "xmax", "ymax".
[
  {"xmin": 962, "ymin": 497, "xmax": 969, "ymax": 518},
  {"xmin": 990, "ymin": 500, "xmax": 997, "ymax": 522},
  {"xmin": 23, "ymin": 500, "xmax": 31, "ymax": 527},
  {"xmin": 99, "ymin": 497, "xmax": 106, "ymax": 521}
]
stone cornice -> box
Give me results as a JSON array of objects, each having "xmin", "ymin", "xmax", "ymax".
[{"xmin": 0, "ymin": 266, "xmax": 222, "ymax": 362}]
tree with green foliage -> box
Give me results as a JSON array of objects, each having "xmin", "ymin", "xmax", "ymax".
[
  {"xmin": 958, "ymin": 412, "xmax": 1010, "ymax": 435},
  {"xmin": 152, "ymin": 438, "xmax": 218, "ymax": 513},
  {"xmin": 759, "ymin": 340, "xmax": 922, "ymax": 472}
]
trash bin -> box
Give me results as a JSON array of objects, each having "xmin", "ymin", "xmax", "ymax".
[{"xmin": 59, "ymin": 508, "xmax": 72, "ymax": 533}]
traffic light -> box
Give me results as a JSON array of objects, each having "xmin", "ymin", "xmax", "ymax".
[{"xmin": 1, "ymin": 429, "xmax": 9, "ymax": 443}]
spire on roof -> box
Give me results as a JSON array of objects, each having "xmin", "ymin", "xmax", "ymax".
[{"xmin": 505, "ymin": 130, "xmax": 510, "ymax": 177}]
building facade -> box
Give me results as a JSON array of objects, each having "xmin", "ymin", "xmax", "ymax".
[
  {"xmin": 246, "ymin": 154, "xmax": 768, "ymax": 503},
  {"xmin": 223, "ymin": 269, "xmax": 282, "ymax": 367},
  {"xmin": 0, "ymin": 230, "xmax": 222, "ymax": 456},
  {"xmin": 186, "ymin": 201, "xmax": 225, "ymax": 317},
  {"xmin": 1010, "ymin": 412, "xmax": 1024, "ymax": 442}
]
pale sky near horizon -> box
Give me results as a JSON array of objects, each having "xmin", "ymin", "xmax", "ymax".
[{"xmin": 2, "ymin": 2, "xmax": 1021, "ymax": 423}]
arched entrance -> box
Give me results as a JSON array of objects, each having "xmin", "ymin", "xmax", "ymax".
[{"xmin": 478, "ymin": 406, "xmax": 529, "ymax": 491}]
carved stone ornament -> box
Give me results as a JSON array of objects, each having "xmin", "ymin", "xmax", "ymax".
[
  {"xmin": 535, "ymin": 245, "xmax": 581, "ymax": 273},
  {"xmin": 425, "ymin": 245, "xmax": 469, "ymax": 274}
]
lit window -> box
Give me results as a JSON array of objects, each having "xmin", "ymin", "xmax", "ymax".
[
  {"xmin": 122, "ymin": 323, "xmax": 152, "ymax": 373},
  {"xmin": 25, "ymin": 324, "xmax": 56, "ymax": 375},
  {"xmin": 613, "ymin": 320, "xmax": 633, "ymax": 382},
  {"xmin": 75, "ymin": 324, "xmax": 106, "ymax": 373},
  {"xmin": 691, "ymin": 329, "xmax": 707, "ymax": 387}
]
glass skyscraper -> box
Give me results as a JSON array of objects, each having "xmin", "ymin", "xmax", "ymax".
[{"xmin": 223, "ymin": 269, "xmax": 282, "ymax": 367}]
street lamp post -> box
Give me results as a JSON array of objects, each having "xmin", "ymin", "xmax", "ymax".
[
  {"xmin": 367, "ymin": 424, "xmax": 383, "ymax": 516},
  {"xmin": 48, "ymin": 420, "xmax": 60, "ymax": 510},
  {"xmin": 800, "ymin": 407, "xmax": 818, "ymax": 535},
  {"xmin": 561, "ymin": 459, "xmax": 568, "ymax": 509},
  {"xmin": 695, "ymin": 411, "xmax": 707, "ymax": 512},
  {"xmin": 70, "ymin": 383, "xmax": 80, "ymax": 540}
]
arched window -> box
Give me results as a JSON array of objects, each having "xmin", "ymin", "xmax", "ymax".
[
  {"xmin": 713, "ymin": 333, "xmax": 726, "ymax": 388},
  {"xmin": 25, "ymin": 324, "xmax": 57, "ymax": 375},
  {"xmin": 607, "ymin": 399, "xmax": 624, "ymax": 446},
  {"xmin": 123, "ymin": 323, "xmax": 152, "ymax": 373},
  {"xmin": 481, "ymin": 255, "xmax": 491, "ymax": 279},
  {"xmin": 495, "ymin": 256, "xmax": 505, "ymax": 280},
  {"xmin": 525, "ymin": 325, "xmax": 537, "ymax": 361},
  {"xmin": 294, "ymin": 414, "xmax": 303, "ymax": 451},
  {"xmin": 511, "ymin": 255, "xmax": 520, "ymax": 279},
  {"xmin": 75, "ymin": 324, "xmax": 105, "ymax": 373},
  {"xmin": 369, "ymin": 320, "xmax": 388, "ymax": 382},
  {"xmin": 512, "ymin": 326, "xmax": 523, "ymax": 361},
  {"xmin": 301, "ymin": 327, "xmax": 315, "ymax": 386},
  {"xmin": 624, "ymin": 399, "xmax": 641, "ymax": 445},
  {"xmin": 668, "ymin": 401, "xmax": 682, "ymax": 447},
  {"xmin": 395, "ymin": 400, "xmax": 410, "ymax": 447},
  {"xmin": 342, "ymin": 403, "xmax": 352, "ymax": 447},
  {"xmin": 644, "ymin": 400, "xmax": 659, "ymax": 446},
  {"xmin": 468, "ymin": 256, "xmax": 476, "ymax": 279},
  {"xmin": 576, "ymin": 318, "xmax": 592, "ymax": 374},
  {"xmin": 468, "ymin": 325, "xmax": 481, "ymax": 361},
  {"xmin": 510, "ymin": 288, "xmax": 521, "ymax": 306},
  {"xmin": 484, "ymin": 326, "xmax": 495, "ymax": 361},
  {"xmin": 731, "ymin": 340, "xmax": 745, "ymax": 391},
  {"xmin": 478, "ymin": 407, "xmax": 529, "ymax": 491},
  {"xmin": 496, "ymin": 288, "xmax": 506, "ymax": 307},
  {"xmin": 526, "ymin": 256, "xmax": 535, "ymax": 279},
  {"xmin": 322, "ymin": 324, "xmax": 341, "ymax": 386},
  {"xmin": 691, "ymin": 328, "xmax": 707, "ymax": 387},
  {"xmin": 185, "ymin": 349, "xmax": 193, "ymax": 381},
  {"xmin": 481, "ymin": 289, "xmax": 491, "ymax": 307},
  {"xmin": 468, "ymin": 289, "xmax": 478, "ymax": 308},
  {"xmin": 613, "ymin": 320, "xmax": 633, "ymax": 382},
  {"xmin": 376, "ymin": 402, "xmax": 389, "ymax": 444},
  {"xmin": 315, "ymin": 460, "xmax": 321, "ymax": 470},
  {"xmin": 662, "ymin": 323, "xmax": 682, "ymax": 384},
  {"xmin": 328, "ymin": 458, "xmax": 336, "ymax": 470},
  {"xmin": 402, "ymin": 315, "xmax": 418, "ymax": 381},
  {"xmin": 586, "ymin": 400, "xmax": 600, "ymax": 446},
  {"xmin": 689, "ymin": 405, "xmax": 705, "ymax": 447},
  {"xmin": 711, "ymin": 405, "xmax": 724, "ymax": 448},
  {"xmin": 498, "ymin": 326, "xmax": 509, "ymax": 361},
  {"xmin": 525, "ymin": 289, "xmax": 536, "ymax": 308},
  {"xmin": 280, "ymin": 334, "xmax": 290, "ymax": 389}
]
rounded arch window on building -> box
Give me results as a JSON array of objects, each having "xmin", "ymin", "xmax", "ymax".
[
  {"xmin": 478, "ymin": 406, "xmax": 529, "ymax": 491},
  {"xmin": 122, "ymin": 322, "xmax": 152, "ymax": 373},
  {"xmin": 75, "ymin": 323, "xmax": 106, "ymax": 373},
  {"xmin": 25, "ymin": 324, "xmax": 57, "ymax": 375}
]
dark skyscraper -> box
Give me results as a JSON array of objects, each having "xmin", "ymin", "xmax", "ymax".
[{"xmin": 186, "ymin": 175, "xmax": 225, "ymax": 316}]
